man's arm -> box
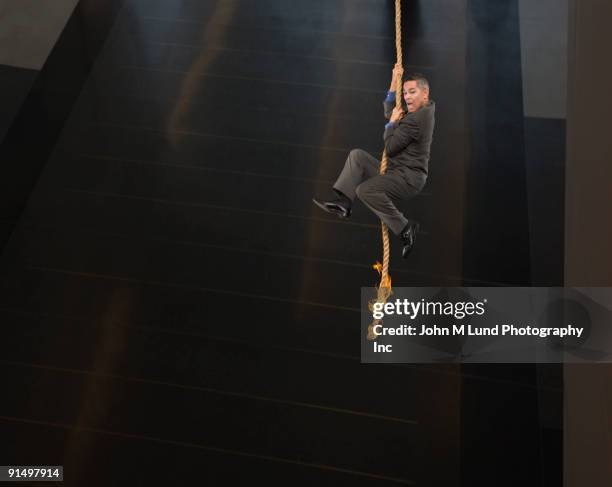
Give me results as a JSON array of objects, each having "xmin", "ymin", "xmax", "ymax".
[
  {"xmin": 383, "ymin": 91, "xmax": 395, "ymax": 119},
  {"xmin": 384, "ymin": 63, "xmax": 403, "ymax": 119},
  {"xmin": 383, "ymin": 116, "xmax": 420, "ymax": 157}
]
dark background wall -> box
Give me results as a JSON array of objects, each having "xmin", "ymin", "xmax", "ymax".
[{"xmin": 564, "ymin": 0, "xmax": 612, "ymax": 485}]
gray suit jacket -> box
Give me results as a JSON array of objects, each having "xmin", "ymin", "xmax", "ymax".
[{"xmin": 383, "ymin": 97, "xmax": 436, "ymax": 180}]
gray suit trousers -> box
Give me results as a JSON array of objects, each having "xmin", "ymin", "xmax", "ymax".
[{"xmin": 332, "ymin": 149, "xmax": 424, "ymax": 235}]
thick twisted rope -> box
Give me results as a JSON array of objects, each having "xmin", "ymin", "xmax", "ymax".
[
  {"xmin": 381, "ymin": 0, "xmax": 403, "ymax": 282},
  {"xmin": 368, "ymin": 0, "xmax": 402, "ymax": 340}
]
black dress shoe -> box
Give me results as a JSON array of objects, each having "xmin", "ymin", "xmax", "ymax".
[
  {"xmin": 312, "ymin": 198, "xmax": 351, "ymax": 218},
  {"xmin": 400, "ymin": 221, "xmax": 420, "ymax": 258}
]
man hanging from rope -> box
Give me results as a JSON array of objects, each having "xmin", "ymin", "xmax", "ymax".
[{"xmin": 313, "ymin": 63, "xmax": 435, "ymax": 258}]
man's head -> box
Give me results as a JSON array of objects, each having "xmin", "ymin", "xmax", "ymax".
[{"xmin": 402, "ymin": 74, "xmax": 430, "ymax": 113}]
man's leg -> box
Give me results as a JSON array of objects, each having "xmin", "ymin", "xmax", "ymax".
[
  {"xmin": 332, "ymin": 149, "xmax": 380, "ymax": 202},
  {"xmin": 313, "ymin": 149, "xmax": 380, "ymax": 218},
  {"xmin": 355, "ymin": 173, "xmax": 419, "ymax": 235}
]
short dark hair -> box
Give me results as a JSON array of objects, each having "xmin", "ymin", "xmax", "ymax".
[{"xmin": 404, "ymin": 73, "xmax": 429, "ymax": 91}]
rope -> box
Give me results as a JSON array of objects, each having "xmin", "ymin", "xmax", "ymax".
[
  {"xmin": 368, "ymin": 0, "xmax": 402, "ymax": 340},
  {"xmin": 379, "ymin": 0, "xmax": 403, "ymax": 293}
]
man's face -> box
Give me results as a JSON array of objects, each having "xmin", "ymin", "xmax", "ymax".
[{"xmin": 403, "ymin": 80, "xmax": 429, "ymax": 113}]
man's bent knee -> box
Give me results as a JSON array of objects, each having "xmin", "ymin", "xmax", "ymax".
[{"xmin": 349, "ymin": 148, "xmax": 366, "ymax": 160}]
